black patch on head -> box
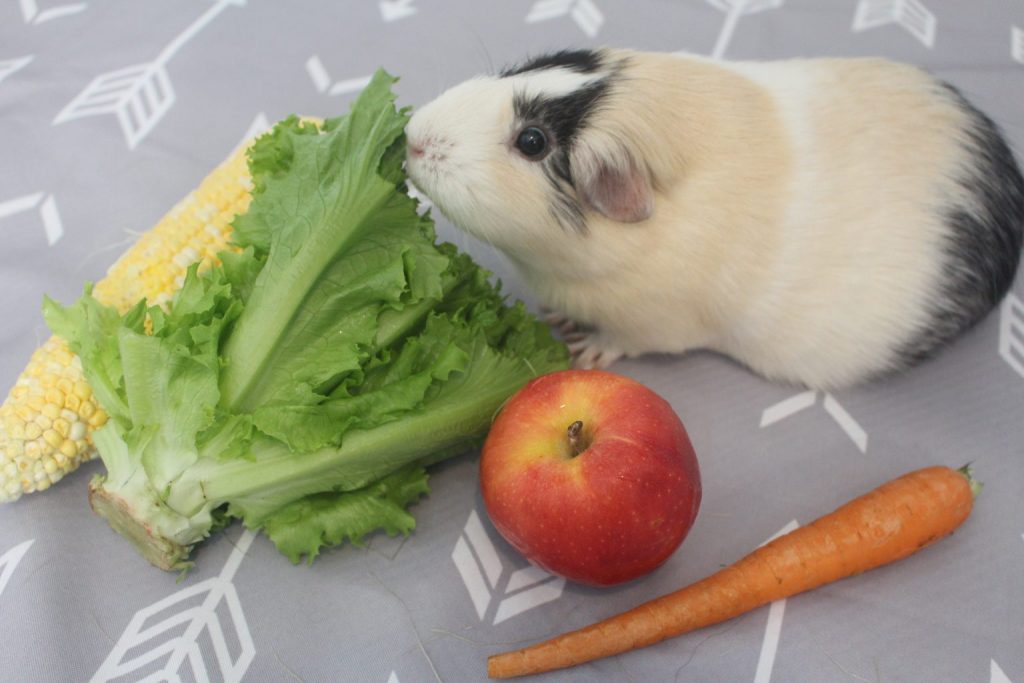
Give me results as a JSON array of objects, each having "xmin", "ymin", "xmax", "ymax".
[
  {"xmin": 896, "ymin": 83, "xmax": 1024, "ymax": 368},
  {"xmin": 512, "ymin": 78, "xmax": 613, "ymax": 232},
  {"xmin": 500, "ymin": 49, "xmax": 605, "ymax": 78},
  {"xmin": 514, "ymin": 79, "xmax": 609, "ymax": 158}
]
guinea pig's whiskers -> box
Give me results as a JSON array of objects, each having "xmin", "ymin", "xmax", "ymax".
[
  {"xmin": 461, "ymin": 22, "xmax": 495, "ymax": 76},
  {"xmin": 477, "ymin": 40, "xmax": 496, "ymax": 77}
]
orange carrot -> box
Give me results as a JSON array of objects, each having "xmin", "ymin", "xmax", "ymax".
[{"xmin": 487, "ymin": 465, "xmax": 979, "ymax": 679}]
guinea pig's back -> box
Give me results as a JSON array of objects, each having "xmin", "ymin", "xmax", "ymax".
[
  {"xmin": 712, "ymin": 57, "xmax": 1024, "ymax": 389},
  {"xmin": 719, "ymin": 57, "xmax": 1023, "ymax": 387}
]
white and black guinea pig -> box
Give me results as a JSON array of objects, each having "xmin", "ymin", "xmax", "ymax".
[{"xmin": 404, "ymin": 48, "xmax": 1024, "ymax": 389}]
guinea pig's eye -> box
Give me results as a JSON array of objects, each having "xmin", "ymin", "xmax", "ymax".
[{"xmin": 515, "ymin": 126, "xmax": 549, "ymax": 159}]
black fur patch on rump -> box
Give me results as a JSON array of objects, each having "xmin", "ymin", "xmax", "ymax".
[
  {"xmin": 898, "ymin": 84, "xmax": 1024, "ymax": 366},
  {"xmin": 512, "ymin": 77, "xmax": 613, "ymax": 232},
  {"xmin": 500, "ymin": 49, "xmax": 606, "ymax": 77}
]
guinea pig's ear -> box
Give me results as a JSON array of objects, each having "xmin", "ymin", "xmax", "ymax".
[{"xmin": 572, "ymin": 142, "xmax": 653, "ymax": 223}]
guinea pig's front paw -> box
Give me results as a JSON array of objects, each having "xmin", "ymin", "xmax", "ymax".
[
  {"xmin": 541, "ymin": 309, "xmax": 578, "ymax": 336},
  {"xmin": 566, "ymin": 330, "xmax": 624, "ymax": 370},
  {"xmin": 540, "ymin": 308, "xmax": 623, "ymax": 369}
]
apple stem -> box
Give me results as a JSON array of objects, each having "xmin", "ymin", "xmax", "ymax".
[{"xmin": 568, "ymin": 420, "xmax": 585, "ymax": 457}]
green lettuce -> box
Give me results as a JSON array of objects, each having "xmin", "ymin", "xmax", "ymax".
[{"xmin": 44, "ymin": 70, "xmax": 567, "ymax": 570}]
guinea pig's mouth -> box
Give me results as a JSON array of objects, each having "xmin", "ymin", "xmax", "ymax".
[
  {"xmin": 405, "ymin": 139, "xmax": 452, "ymax": 200},
  {"xmin": 404, "ymin": 153, "xmax": 435, "ymax": 194}
]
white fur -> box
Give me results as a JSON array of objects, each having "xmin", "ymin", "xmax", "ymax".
[
  {"xmin": 406, "ymin": 50, "xmax": 986, "ymax": 388},
  {"xmin": 506, "ymin": 67, "xmax": 609, "ymax": 100}
]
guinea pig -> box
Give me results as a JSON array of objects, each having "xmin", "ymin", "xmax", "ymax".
[{"xmin": 404, "ymin": 48, "xmax": 1024, "ymax": 389}]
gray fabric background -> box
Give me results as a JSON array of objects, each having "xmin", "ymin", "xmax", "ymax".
[{"xmin": 2, "ymin": 1, "xmax": 1023, "ymax": 681}]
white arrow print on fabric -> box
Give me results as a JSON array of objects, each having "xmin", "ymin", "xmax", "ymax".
[
  {"xmin": 754, "ymin": 520, "xmax": 798, "ymax": 683},
  {"xmin": 1013, "ymin": 27, "xmax": 1024, "ymax": 65},
  {"xmin": 0, "ymin": 540, "xmax": 35, "ymax": 599},
  {"xmin": 991, "ymin": 659, "xmax": 1012, "ymax": 683},
  {"xmin": 53, "ymin": 0, "xmax": 246, "ymax": 149},
  {"xmin": 999, "ymin": 293, "xmax": 1024, "ymax": 379},
  {"xmin": 380, "ymin": 0, "xmax": 416, "ymax": 22},
  {"xmin": 760, "ymin": 391, "xmax": 868, "ymax": 453},
  {"xmin": 91, "ymin": 529, "xmax": 256, "ymax": 683},
  {"xmin": 305, "ymin": 56, "xmax": 373, "ymax": 96},
  {"xmin": 19, "ymin": 0, "xmax": 87, "ymax": 24},
  {"xmin": 386, "ymin": 672, "xmax": 400, "ymax": 683},
  {"xmin": 705, "ymin": 0, "xmax": 785, "ymax": 59},
  {"xmin": 0, "ymin": 56, "xmax": 34, "ymax": 86},
  {"xmin": 452, "ymin": 510, "xmax": 565, "ymax": 625},
  {"xmin": 0, "ymin": 193, "xmax": 64, "ymax": 246},
  {"xmin": 852, "ymin": 0, "xmax": 936, "ymax": 48},
  {"xmin": 525, "ymin": 0, "xmax": 604, "ymax": 38}
]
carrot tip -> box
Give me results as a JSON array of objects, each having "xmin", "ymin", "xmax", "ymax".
[{"xmin": 956, "ymin": 464, "xmax": 983, "ymax": 499}]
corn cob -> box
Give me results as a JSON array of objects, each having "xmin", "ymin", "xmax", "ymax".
[{"xmin": 0, "ymin": 142, "xmax": 255, "ymax": 502}]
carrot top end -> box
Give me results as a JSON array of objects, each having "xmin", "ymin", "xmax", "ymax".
[{"xmin": 956, "ymin": 464, "xmax": 983, "ymax": 499}]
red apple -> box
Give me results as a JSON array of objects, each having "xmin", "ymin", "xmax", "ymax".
[{"xmin": 479, "ymin": 369, "xmax": 701, "ymax": 587}]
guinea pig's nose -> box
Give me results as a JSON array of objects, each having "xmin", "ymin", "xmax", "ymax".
[{"xmin": 408, "ymin": 142, "xmax": 425, "ymax": 158}]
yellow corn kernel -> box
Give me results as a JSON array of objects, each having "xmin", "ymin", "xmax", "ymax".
[
  {"xmin": 6, "ymin": 419, "xmax": 25, "ymax": 440},
  {"xmin": 23, "ymin": 441, "xmax": 39, "ymax": 460},
  {"xmin": 42, "ymin": 430, "xmax": 62, "ymax": 449},
  {"xmin": 59, "ymin": 440, "xmax": 77, "ymax": 459},
  {"xmin": 73, "ymin": 381, "xmax": 92, "ymax": 401},
  {"xmin": 52, "ymin": 419, "xmax": 70, "ymax": 439}
]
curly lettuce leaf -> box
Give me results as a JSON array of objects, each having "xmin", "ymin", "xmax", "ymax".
[{"xmin": 262, "ymin": 465, "xmax": 430, "ymax": 564}]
